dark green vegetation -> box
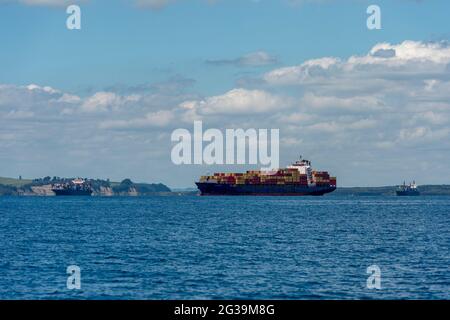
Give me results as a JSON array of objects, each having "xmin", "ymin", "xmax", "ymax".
[
  {"xmin": 111, "ymin": 178, "xmax": 171, "ymax": 195},
  {"xmin": 0, "ymin": 184, "xmax": 18, "ymax": 196},
  {"xmin": 0, "ymin": 176, "xmax": 171, "ymax": 196}
]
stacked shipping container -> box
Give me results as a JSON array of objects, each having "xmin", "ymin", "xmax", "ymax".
[{"xmin": 200, "ymin": 169, "xmax": 336, "ymax": 186}]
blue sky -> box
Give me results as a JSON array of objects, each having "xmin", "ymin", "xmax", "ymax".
[
  {"xmin": 2, "ymin": 0, "xmax": 448, "ymax": 94},
  {"xmin": 1, "ymin": 0, "xmax": 450, "ymax": 187}
]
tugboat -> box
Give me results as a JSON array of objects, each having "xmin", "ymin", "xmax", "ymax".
[
  {"xmin": 396, "ymin": 181, "xmax": 420, "ymax": 196},
  {"xmin": 52, "ymin": 178, "xmax": 93, "ymax": 196}
]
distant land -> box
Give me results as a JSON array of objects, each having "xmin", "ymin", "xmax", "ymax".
[
  {"xmin": 0, "ymin": 176, "xmax": 171, "ymax": 196},
  {"xmin": 1, "ymin": 176, "xmax": 450, "ymax": 196},
  {"xmin": 331, "ymin": 185, "xmax": 450, "ymax": 196}
]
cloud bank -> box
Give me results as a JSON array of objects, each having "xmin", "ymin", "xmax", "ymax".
[{"xmin": 2, "ymin": 40, "xmax": 450, "ymax": 186}]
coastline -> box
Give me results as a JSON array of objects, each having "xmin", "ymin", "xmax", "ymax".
[
  {"xmin": 2, "ymin": 176, "xmax": 450, "ymax": 197},
  {"xmin": 0, "ymin": 177, "xmax": 172, "ymax": 197}
]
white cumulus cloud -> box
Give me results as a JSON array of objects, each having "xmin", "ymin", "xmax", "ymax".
[{"xmin": 179, "ymin": 88, "xmax": 290, "ymax": 115}]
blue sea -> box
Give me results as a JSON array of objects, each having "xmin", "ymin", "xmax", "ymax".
[{"xmin": 0, "ymin": 195, "xmax": 449, "ymax": 300}]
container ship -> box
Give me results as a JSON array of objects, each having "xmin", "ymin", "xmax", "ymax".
[
  {"xmin": 396, "ymin": 181, "xmax": 420, "ymax": 196},
  {"xmin": 196, "ymin": 158, "xmax": 336, "ymax": 196},
  {"xmin": 52, "ymin": 178, "xmax": 93, "ymax": 196}
]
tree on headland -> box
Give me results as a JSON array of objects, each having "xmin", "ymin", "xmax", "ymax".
[{"xmin": 120, "ymin": 179, "xmax": 133, "ymax": 186}]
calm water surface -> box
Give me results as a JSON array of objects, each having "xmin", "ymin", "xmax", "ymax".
[{"xmin": 0, "ymin": 196, "xmax": 449, "ymax": 299}]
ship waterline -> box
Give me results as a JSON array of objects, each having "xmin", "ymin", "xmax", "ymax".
[
  {"xmin": 52, "ymin": 189, "xmax": 93, "ymax": 196},
  {"xmin": 196, "ymin": 182, "xmax": 336, "ymax": 196}
]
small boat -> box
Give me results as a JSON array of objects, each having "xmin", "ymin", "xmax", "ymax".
[{"xmin": 396, "ymin": 181, "xmax": 420, "ymax": 196}]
